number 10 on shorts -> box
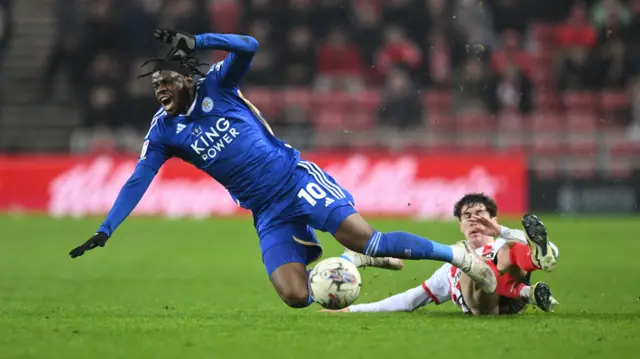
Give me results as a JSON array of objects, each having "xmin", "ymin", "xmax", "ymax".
[{"xmin": 298, "ymin": 183, "xmax": 328, "ymax": 206}]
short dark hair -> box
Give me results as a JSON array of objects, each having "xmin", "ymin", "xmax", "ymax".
[{"xmin": 453, "ymin": 193, "xmax": 498, "ymax": 220}]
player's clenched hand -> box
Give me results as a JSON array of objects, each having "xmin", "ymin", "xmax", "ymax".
[
  {"xmin": 467, "ymin": 215, "xmax": 501, "ymax": 237},
  {"xmin": 69, "ymin": 232, "xmax": 109, "ymax": 258},
  {"xmin": 153, "ymin": 29, "xmax": 196, "ymax": 54}
]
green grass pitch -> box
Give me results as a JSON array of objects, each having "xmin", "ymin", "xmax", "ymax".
[{"xmin": 0, "ymin": 215, "xmax": 639, "ymax": 358}]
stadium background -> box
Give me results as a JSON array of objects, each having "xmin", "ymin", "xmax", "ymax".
[
  {"xmin": 1, "ymin": 0, "xmax": 640, "ymax": 216},
  {"xmin": 1, "ymin": 1, "xmax": 640, "ymax": 358}
]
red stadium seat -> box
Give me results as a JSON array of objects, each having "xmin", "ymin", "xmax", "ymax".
[
  {"xmin": 566, "ymin": 134, "xmax": 598, "ymax": 156},
  {"xmin": 600, "ymin": 90, "xmax": 630, "ymax": 110},
  {"xmin": 242, "ymin": 87, "xmax": 280, "ymax": 118},
  {"xmin": 312, "ymin": 110, "xmax": 346, "ymax": 131},
  {"xmin": 565, "ymin": 156, "xmax": 597, "ymax": 178},
  {"xmin": 530, "ymin": 134, "xmax": 564, "ymax": 155},
  {"xmin": 497, "ymin": 111, "xmax": 524, "ymax": 132},
  {"xmin": 530, "ymin": 111, "xmax": 562, "ymax": 132},
  {"xmin": 608, "ymin": 138, "xmax": 640, "ymax": 157},
  {"xmin": 566, "ymin": 112, "xmax": 598, "ymax": 132},
  {"xmin": 281, "ymin": 88, "xmax": 312, "ymax": 111},
  {"xmin": 344, "ymin": 113, "xmax": 375, "ymax": 131},
  {"xmin": 533, "ymin": 90, "xmax": 559, "ymax": 111},
  {"xmin": 496, "ymin": 111, "xmax": 524, "ymax": 150},
  {"xmin": 422, "ymin": 91, "xmax": 452, "ymax": 113},
  {"xmin": 209, "ymin": 1, "xmax": 240, "ymax": 33},
  {"xmin": 531, "ymin": 157, "xmax": 559, "ymax": 178},
  {"xmin": 456, "ymin": 113, "xmax": 494, "ymax": 131},
  {"xmin": 600, "ymin": 90, "xmax": 631, "ymax": 129},
  {"xmin": 423, "ymin": 113, "xmax": 455, "ymax": 133},
  {"xmin": 354, "ymin": 90, "xmax": 381, "ymax": 111},
  {"xmin": 343, "ymin": 91, "xmax": 379, "ymax": 130},
  {"xmin": 422, "ymin": 134, "xmax": 456, "ymax": 152},
  {"xmin": 562, "ymin": 91, "xmax": 596, "ymax": 112},
  {"xmin": 456, "ymin": 134, "xmax": 494, "ymax": 152}
]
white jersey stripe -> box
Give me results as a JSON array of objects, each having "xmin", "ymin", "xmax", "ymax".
[
  {"xmin": 305, "ymin": 161, "xmax": 346, "ymax": 198},
  {"xmin": 298, "ymin": 162, "xmax": 345, "ymax": 199}
]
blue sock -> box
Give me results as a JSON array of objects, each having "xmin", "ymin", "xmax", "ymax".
[
  {"xmin": 305, "ymin": 268, "xmax": 314, "ymax": 306},
  {"xmin": 364, "ymin": 230, "xmax": 453, "ymax": 262}
]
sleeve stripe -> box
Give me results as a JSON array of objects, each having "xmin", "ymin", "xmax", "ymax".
[
  {"xmin": 145, "ymin": 110, "xmax": 166, "ymax": 139},
  {"xmin": 421, "ymin": 282, "xmax": 440, "ymax": 305},
  {"xmin": 152, "ymin": 107, "xmax": 165, "ymax": 118}
]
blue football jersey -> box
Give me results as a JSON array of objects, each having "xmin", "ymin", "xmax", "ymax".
[
  {"xmin": 96, "ymin": 33, "xmax": 301, "ymax": 236},
  {"xmin": 141, "ymin": 61, "xmax": 300, "ymax": 210}
]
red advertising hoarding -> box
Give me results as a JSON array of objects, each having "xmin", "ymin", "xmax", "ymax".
[{"xmin": 0, "ymin": 152, "xmax": 527, "ymax": 219}]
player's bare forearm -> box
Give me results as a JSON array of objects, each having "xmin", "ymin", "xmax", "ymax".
[{"xmin": 194, "ymin": 33, "xmax": 259, "ymax": 55}]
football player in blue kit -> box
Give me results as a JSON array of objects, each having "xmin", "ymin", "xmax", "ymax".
[{"xmin": 68, "ymin": 29, "xmax": 497, "ymax": 308}]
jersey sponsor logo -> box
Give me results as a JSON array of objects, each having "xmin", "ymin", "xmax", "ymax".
[
  {"xmin": 140, "ymin": 140, "xmax": 149, "ymax": 160},
  {"xmin": 202, "ymin": 97, "xmax": 214, "ymax": 113},
  {"xmin": 176, "ymin": 123, "xmax": 186, "ymax": 134},
  {"xmin": 189, "ymin": 117, "xmax": 240, "ymax": 160}
]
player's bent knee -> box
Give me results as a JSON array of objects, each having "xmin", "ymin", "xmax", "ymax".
[
  {"xmin": 269, "ymin": 262, "xmax": 311, "ymax": 308},
  {"xmin": 277, "ymin": 287, "xmax": 310, "ymax": 308}
]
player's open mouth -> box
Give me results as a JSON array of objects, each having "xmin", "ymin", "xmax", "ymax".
[{"xmin": 158, "ymin": 95, "xmax": 173, "ymax": 107}]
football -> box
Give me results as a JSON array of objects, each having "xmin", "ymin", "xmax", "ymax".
[{"xmin": 309, "ymin": 257, "xmax": 362, "ymax": 309}]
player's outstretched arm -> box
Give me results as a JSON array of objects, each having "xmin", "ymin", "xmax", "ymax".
[
  {"xmin": 193, "ymin": 33, "xmax": 259, "ymax": 55},
  {"xmin": 195, "ymin": 33, "xmax": 259, "ymax": 86},
  {"xmin": 468, "ymin": 215, "xmax": 559, "ymax": 258},
  {"xmin": 153, "ymin": 28, "xmax": 258, "ymax": 86},
  {"xmin": 68, "ymin": 164, "xmax": 157, "ymax": 258}
]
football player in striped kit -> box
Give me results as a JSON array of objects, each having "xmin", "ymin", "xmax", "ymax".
[{"xmin": 327, "ymin": 193, "xmax": 559, "ymax": 315}]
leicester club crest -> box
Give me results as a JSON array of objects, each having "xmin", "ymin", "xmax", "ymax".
[{"xmin": 202, "ymin": 97, "xmax": 214, "ymax": 113}]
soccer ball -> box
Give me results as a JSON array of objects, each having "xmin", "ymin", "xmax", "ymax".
[{"xmin": 309, "ymin": 257, "xmax": 361, "ymax": 309}]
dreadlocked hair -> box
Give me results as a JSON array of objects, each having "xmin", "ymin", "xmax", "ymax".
[{"xmin": 137, "ymin": 48, "xmax": 209, "ymax": 79}]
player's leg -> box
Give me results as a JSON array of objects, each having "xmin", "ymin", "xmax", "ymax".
[
  {"xmin": 331, "ymin": 212, "xmax": 497, "ymax": 294},
  {"xmin": 340, "ymin": 248, "xmax": 404, "ymax": 270},
  {"xmin": 495, "ymin": 241, "xmax": 536, "ymax": 276},
  {"xmin": 521, "ymin": 213, "xmax": 557, "ymax": 271},
  {"xmin": 295, "ymin": 160, "xmax": 495, "ymax": 293},
  {"xmin": 261, "ymin": 223, "xmax": 322, "ymax": 308},
  {"xmin": 269, "ymin": 262, "xmax": 311, "ymax": 308},
  {"xmin": 294, "ymin": 161, "xmax": 403, "ymax": 271},
  {"xmin": 494, "ymin": 275, "xmax": 559, "ymax": 313},
  {"xmin": 460, "ymin": 260, "xmax": 558, "ymax": 314},
  {"xmin": 494, "ymin": 242, "xmax": 559, "ymax": 312},
  {"xmin": 458, "ymin": 272, "xmax": 500, "ymax": 315}
]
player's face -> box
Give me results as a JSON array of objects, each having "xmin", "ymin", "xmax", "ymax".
[
  {"xmin": 459, "ymin": 203, "xmax": 496, "ymax": 248},
  {"xmin": 152, "ymin": 70, "xmax": 193, "ymax": 116}
]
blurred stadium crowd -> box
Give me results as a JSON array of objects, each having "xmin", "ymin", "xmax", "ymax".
[{"xmin": 1, "ymin": 0, "xmax": 640, "ymax": 177}]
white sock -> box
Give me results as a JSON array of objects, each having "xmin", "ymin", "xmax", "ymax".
[
  {"xmin": 520, "ymin": 286, "xmax": 532, "ymax": 301},
  {"xmin": 450, "ymin": 245, "xmax": 466, "ymax": 267},
  {"xmin": 340, "ymin": 252, "xmax": 363, "ymax": 268}
]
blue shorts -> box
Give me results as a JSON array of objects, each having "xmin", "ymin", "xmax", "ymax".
[{"xmin": 255, "ymin": 160, "xmax": 357, "ymax": 276}]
